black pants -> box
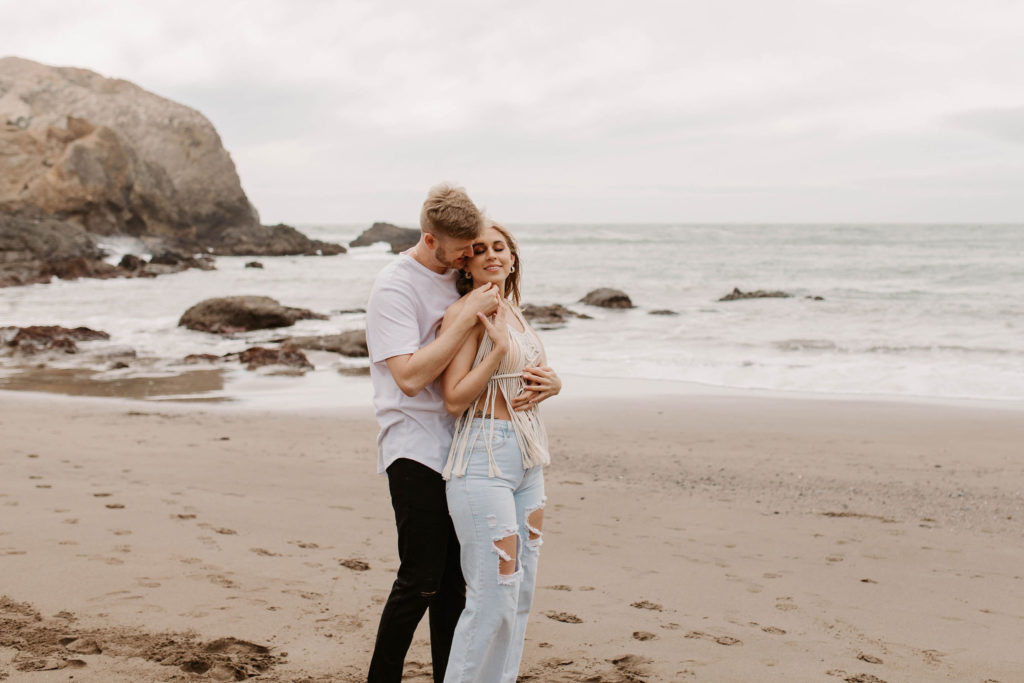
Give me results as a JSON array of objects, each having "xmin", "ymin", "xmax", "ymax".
[{"xmin": 367, "ymin": 458, "xmax": 466, "ymax": 683}]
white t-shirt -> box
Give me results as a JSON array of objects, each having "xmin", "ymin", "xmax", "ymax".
[{"xmin": 366, "ymin": 252, "xmax": 461, "ymax": 475}]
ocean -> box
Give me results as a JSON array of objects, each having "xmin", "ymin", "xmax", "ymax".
[{"xmin": 2, "ymin": 224, "xmax": 1022, "ymax": 404}]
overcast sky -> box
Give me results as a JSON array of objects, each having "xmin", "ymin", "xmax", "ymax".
[{"xmin": 4, "ymin": 0, "xmax": 1023, "ymax": 224}]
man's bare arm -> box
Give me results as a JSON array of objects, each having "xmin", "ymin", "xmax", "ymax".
[{"xmin": 385, "ymin": 284, "xmax": 500, "ymax": 397}]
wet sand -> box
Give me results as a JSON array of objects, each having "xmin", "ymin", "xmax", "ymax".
[{"xmin": 1, "ymin": 388, "xmax": 1023, "ymax": 682}]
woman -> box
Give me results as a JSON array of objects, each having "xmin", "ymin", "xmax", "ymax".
[{"xmin": 439, "ymin": 222, "xmax": 561, "ymax": 683}]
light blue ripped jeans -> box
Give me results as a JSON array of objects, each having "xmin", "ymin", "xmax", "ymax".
[{"xmin": 444, "ymin": 418, "xmax": 546, "ymax": 683}]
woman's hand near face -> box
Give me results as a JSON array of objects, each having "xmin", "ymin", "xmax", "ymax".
[{"xmin": 510, "ymin": 365, "xmax": 561, "ymax": 410}]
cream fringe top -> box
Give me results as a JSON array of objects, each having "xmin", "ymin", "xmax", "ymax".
[{"xmin": 442, "ymin": 303, "xmax": 551, "ymax": 480}]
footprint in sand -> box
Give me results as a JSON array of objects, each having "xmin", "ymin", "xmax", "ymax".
[
  {"xmin": 545, "ymin": 585, "xmax": 573, "ymax": 591},
  {"xmin": 250, "ymin": 548, "xmax": 281, "ymax": 557},
  {"xmin": 105, "ymin": 503, "xmax": 125, "ymax": 509},
  {"xmin": 633, "ymin": 631, "xmax": 658, "ymax": 641},
  {"xmin": 630, "ymin": 600, "xmax": 663, "ymax": 611},
  {"xmin": 214, "ymin": 528, "xmax": 237, "ymax": 535},
  {"xmin": 339, "ymin": 559, "xmax": 370, "ymax": 571},
  {"xmin": 174, "ymin": 513, "xmax": 197, "ymax": 520},
  {"xmin": 290, "ymin": 540, "xmax": 319, "ymax": 549},
  {"xmin": 762, "ymin": 626, "xmax": 787, "ymax": 635},
  {"xmin": 93, "ymin": 493, "xmax": 112, "ymax": 498},
  {"xmin": 610, "ymin": 654, "xmax": 653, "ymax": 679},
  {"xmin": 775, "ymin": 597, "xmax": 798, "ymax": 611},
  {"xmin": 544, "ymin": 611, "xmax": 583, "ymax": 624},
  {"xmin": 857, "ymin": 653, "xmax": 882, "ymax": 664},
  {"xmin": 685, "ymin": 630, "xmax": 742, "ymax": 646}
]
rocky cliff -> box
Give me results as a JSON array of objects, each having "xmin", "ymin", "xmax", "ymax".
[{"xmin": 0, "ymin": 57, "xmax": 342, "ymax": 285}]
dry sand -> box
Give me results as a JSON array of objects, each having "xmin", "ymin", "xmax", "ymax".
[{"xmin": 1, "ymin": 387, "xmax": 1022, "ymax": 682}]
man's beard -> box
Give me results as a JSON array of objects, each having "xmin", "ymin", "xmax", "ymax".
[{"xmin": 435, "ymin": 245, "xmax": 465, "ymax": 270}]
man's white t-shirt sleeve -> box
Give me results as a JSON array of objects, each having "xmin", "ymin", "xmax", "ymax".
[{"xmin": 367, "ymin": 284, "xmax": 422, "ymax": 364}]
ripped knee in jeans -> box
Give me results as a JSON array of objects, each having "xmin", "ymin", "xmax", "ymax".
[
  {"xmin": 492, "ymin": 526, "xmax": 519, "ymax": 585},
  {"xmin": 525, "ymin": 499, "xmax": 545, "ymax": 552}
]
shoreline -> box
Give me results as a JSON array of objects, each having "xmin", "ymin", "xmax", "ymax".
[{"xmin": 2, "ymin": 368, "xmax": 1023, "ymax": 417}]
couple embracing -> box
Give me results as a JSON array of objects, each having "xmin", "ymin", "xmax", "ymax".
[{"xmin": 364, "ymin": 184, "xmax": 562, "ymax": 683}]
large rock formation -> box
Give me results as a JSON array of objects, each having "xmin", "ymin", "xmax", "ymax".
[
  {"xmin": 0, "ymin": 57, "xmax": 256, "ymax": 242},
  {"xmin": 350, "ymin": 222, "xmax": 420, "ymax": 253},
  {"xmin": 0, "ymin": 57, "xmax": 343, "ymax": 285}
]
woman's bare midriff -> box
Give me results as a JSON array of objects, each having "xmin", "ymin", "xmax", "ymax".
[{"xmin": 474, "ymin": 401, "xmax": 513, "ymax": 421}]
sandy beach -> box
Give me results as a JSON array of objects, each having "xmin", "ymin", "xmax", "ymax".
[{"xmin": 2, "ymin": 385, "xmax": 1023, "ymax": 682}]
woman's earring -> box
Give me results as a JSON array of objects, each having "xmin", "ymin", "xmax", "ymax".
[
  {"xmin": 510, "ymin": 264, "xmax": 515, "ymax": 273},
  {"xmin": 462, "ymin": 270, "xmax": 472, "ymax": 280}
]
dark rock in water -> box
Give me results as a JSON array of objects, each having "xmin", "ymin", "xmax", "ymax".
[
  {"xmin": 179, "ymin": 296, "xmax": 328, "ymax": 334},
  {"xmin": 0, "ymin": 214, "xmax": 109, "ymax": 286},
  {"xmin": 118, "ymin": 253, "xmax": 145, "ymax": 271},
  {"xmin": 649, "ymin": 309, "xmax": 679, "ymax": 316},
  {"xmin": 335, "ymin": 307, "xmax": 366, "ymax": 315},
  {"xmin": 349, "ymin": 222, "xmax": 420, "ymax": 254},
  {"xmin": 238, "ymin": 344, "xmax": 313, "ymax": 371},
  {"xmin": 245, "ymin": 261, "xmax": 264, "ymax": 269},
  {"xmin": 520, "ymin": 303, "xmax": 592, "ymax": 329},
  {"xmin": 0, "ymin": 212, "xmax": 214, "ymax": 286},
  {"xmin": 144, "ymin": 249, "xmax": 215, "ymax": 275},
  {"xmin": 282, "ymin": 330, "xmax": 368, "ymax": 357},
  {"xmin": 579, "ymin": 288, "xmax": 634, "ymax": 309},
  {"xmin": 2, "ymin": 325, "xmax": 110, "ymax": 354},
  {"xmin": 211, "ymin": 223, "xmax": 345, "ymax": 256},
  {"xmin": 719, "ymin": 287, "xmax": 792, "ymax": 302},
  {"xmin": 149, "ymin": 249, "xmax": 186, "ymax": 266},
  {"xmin": 43, "ymin": 255, "xmax": 122, "ymax": 281},
  {"xmin": 805, "ymin": 295, "xmax": 825, "ymax": 301}
]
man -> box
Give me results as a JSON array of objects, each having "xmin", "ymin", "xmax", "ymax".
[{"xmin": 365, "ymin": 183, "xmax": 501, "ymax": 683}]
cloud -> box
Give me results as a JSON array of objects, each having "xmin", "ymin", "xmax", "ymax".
[
  {"xmin": 948, "ymin": 107, "xmax": 1024, "ymax": 145},
  {"xmin": 3, "ymin": 0, "xmax": 1024, "ymax": 221}
]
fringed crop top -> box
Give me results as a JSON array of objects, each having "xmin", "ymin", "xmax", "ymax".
[{"xmin": 442, "ymin": 303, "xmax": 551, "ymax": 480}]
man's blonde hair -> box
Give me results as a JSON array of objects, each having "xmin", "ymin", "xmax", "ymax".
[{"xmin": 419, "ymin": 183, "xmax": 483, "ymax": 240}]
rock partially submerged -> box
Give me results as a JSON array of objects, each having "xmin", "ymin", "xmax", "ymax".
[
  {"xmin": 281, "ymin": 330, "xmax": 368, "ymax": 357},
  {"xmin": 579, "ymin": 288, "xmax": 634, "ymax": 309},
  {"xmin": 0, "ymin": 214, "xmax": 110, "ymax": 286},
  {"xmin": 349, "ymin": 222, "xmax": 420, "ymax": 254},
  {"xmin": 520, "ymin": 303, "xmax": 592, "ymax": 330},
  {"xmin": 179, "ymin": 296, "xmax": 327, "ymax": 334},
  {"xmin": 212, "ymin": 224, "xmax": 346, "ymax": 256},
  {"xmin": 649, "ymin": 309, "xmax": 679, "ymax": 316},
  {"xmin": 1, "ymin": 325, "xmax": 109, "ymax": 354},
  {"xmin": 719, "ymin": 288, "xmax": 792, "ymax": 301},
  {"xmin": 237, "ymin": 344, "xmax": 313, "ymax": 372}
]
